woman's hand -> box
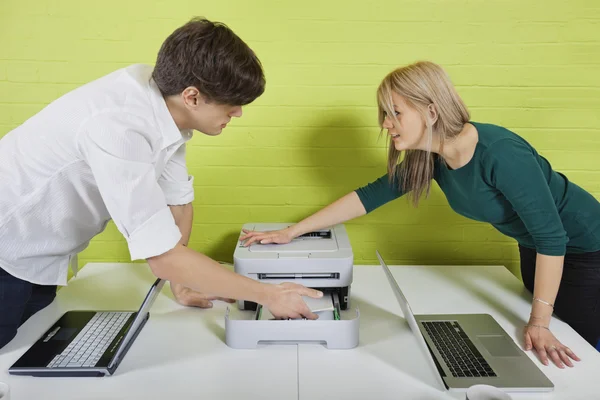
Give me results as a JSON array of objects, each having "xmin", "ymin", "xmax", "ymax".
[
  {"xmin": 523, "ymin": 324, "xmax": 580, "ymax": 368},
  {"xmin": 240, "ymin": 227, "xmax": 295, "ymax": 247}
]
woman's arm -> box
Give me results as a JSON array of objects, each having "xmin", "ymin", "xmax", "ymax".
[
  {"xmin": 482, "ymin": 138, "xmax": 579, "ymax": 367},
  {"xmin": 525, "ymin": 254, "xmax": 579, "ymax": 367}
]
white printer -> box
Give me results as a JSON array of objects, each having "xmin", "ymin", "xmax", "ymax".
[
  {"xmin": 225, "ymin": 223, "xmax": 359, "ymax": 349},
  {"xmin": 233, "ymin": 222, "xmax": 353, "ymax": 311}
]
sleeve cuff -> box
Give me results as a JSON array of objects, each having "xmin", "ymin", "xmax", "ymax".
[
  {"xmin": 127, "ymin": 207, "xmax": 182, "ymax": 260},
  {"xmin": 354, "ymin": 189, "xmax": 373, "ymax": 214},
  {"xmin": 535, "ymin": 245, "xmax": 567, "ymax": 257},
  {"xmin": 160, "ymin": 175, "xmax": 195, "ymax": 206}
]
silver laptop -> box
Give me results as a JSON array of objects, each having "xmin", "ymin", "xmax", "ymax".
[
  {"xmin": 376, "ymin": 251, "xmax": 553, "ymax": 392},
  {"xmin": 9, "ymin": 278, "xmax": 165, "ymax": 377}
]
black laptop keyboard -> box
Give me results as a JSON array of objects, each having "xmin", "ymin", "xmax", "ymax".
[
  {"xmin": 422, "ymin": 321, "xmax": 497, "ymax": 378},
  {"xmin": 47, "ymin": 312, "xmax": 132, "ymax": 368}
]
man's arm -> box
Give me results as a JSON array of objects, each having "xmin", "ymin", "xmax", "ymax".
[
  {"xmin": 170, "ymin": 203, "xmax": 193, "ymax": 246},
  {"xmin": 80, "ymin": 121, "xmax": 321, "ymax": 320},
  {"xmin": 159, "ymin": 139, "xmax": 220, "ymax": 307},
  {"xmin": 157, "ymin": 204, "xmax": 322, "ymax": 317},
  {"xmin": 168, "ymin": 203, "xmax": 233, "ymax": 308}
]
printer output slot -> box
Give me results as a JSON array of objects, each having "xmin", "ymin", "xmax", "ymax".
[
  {"xmin": 321, "ymin": 286, "xmax": 349, "ymax": 311},
  {"xmin": 294, "ymin": 230, "xmax": 332, "ymax": 240},
  {"xmin": 257, "ymin": 273, "xmax": 340, "ymax": 280},
  {"xmin": 240, "ymin": 286, "xmax": 349, "ymax": 312}
]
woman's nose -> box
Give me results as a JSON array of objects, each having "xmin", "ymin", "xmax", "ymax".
[{"xmin": 382, "ymin": 116, "xmax": 393, "ymax": 129}]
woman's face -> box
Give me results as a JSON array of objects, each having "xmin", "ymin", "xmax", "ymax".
[{"xmin": 381, "ymin": 92, "xmax": 428, "ymax": 152}]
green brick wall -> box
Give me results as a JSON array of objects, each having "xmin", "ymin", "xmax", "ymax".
[{"xmin": 1, "ymin": 0, "xmax": 599, "ymax": 276}]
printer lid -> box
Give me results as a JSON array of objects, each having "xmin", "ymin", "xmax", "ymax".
[{"xmin": 247, "ymin": 227, "xmax": 338, "ymax": 253}]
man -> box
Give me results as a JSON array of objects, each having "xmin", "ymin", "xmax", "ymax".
[{"xmin": 0, "ymin": 17, "xmax": 322, "ymax": 350}]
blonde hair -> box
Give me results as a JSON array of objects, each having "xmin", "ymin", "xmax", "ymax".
[{"xmin": 377, "ymin": 61, "xmax": 470, "ymax": 206}]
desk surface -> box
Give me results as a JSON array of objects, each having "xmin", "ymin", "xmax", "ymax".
[{"xmin": 1, "ymin": 263, "xmax": 599, "ymax": 400}]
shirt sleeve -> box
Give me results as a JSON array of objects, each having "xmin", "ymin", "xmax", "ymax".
[
  {"xmin": 354, "ymin": 170, "xmax": 404, "ymax": 213},
  {"xmin": 158, "ymin": 143, "xmax": 195, "ymax": 206},
  {"xmin": 78, "ymin": 115, "xmax": 181, "ymax": 260},
  {"xmin": 483, "ymin": 138, "xmax": 568, "ymax": 256}
]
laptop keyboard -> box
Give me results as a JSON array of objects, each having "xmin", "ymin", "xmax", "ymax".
[
  {"xmin": 422, "ymin": 321, "xmax": 497, "ymax": 378},
  {"xmin": 47, "ymin": 312, "xmax": 133, "ymax": 368}
]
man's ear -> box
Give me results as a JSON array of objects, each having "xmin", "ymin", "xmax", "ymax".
[
  {"xmin": 181, "ymin": 86, "xmax": 201, "ymax": 108},
  {"xmin": 427, "ymin": 103, "xmax": 439, "ymax": 125}
]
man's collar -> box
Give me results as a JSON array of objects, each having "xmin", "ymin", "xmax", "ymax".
[{"xmin": 148, "ymin": 78, "xmax": 193, "ymax": 149}]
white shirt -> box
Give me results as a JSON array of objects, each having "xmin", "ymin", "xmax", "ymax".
[{"xmin": 0, "ymin": 64, "xmax": 194, "ymax": 286}]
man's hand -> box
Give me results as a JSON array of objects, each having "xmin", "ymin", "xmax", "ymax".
[
  {"xmin": 261, "ymin": 282, "xmax": 322, "ymax": 320},
  {"xmin": 170, "ymin": 282, "xmax": 235, "ymax": 308}
]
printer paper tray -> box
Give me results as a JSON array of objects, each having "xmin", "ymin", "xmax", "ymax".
[{"xmin": 224, "ymin": 307, "xmax": 359, "ymax": 349}]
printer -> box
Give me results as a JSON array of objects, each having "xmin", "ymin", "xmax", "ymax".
[
  {"xmin": 233, "ymin": 222, "xmax": 353, "ymax": 311},
  {"xmin": 225, "ymin": 222, "xmax": 360, "ymax": 349}
]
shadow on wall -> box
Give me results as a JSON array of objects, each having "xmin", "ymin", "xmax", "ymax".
[
  {"xmin": 199, "ymin": 111, "xmax": 383, "ymax": 261},
  {"xmin": 197, "ymin": 231, "xmax": 241, "ymax": 265},
  {"xmin": 301, "ymin": 111, "xmax": 384, "ymax": 188}
]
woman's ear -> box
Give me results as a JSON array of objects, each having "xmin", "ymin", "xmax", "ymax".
[{"xmin": 427, "ymin": 103, "xmax": 439, "ymax": 125}]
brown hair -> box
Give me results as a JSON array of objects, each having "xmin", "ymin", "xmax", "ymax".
[
  {"xmin": 377, "ymin": 61, "xmax": 470, "ymax": 206},
  {"xmin": 152, "ymin": 17, "xmax": 265, "ymax": 105}
]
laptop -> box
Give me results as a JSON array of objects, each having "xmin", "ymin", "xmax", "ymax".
[
  {"xmin": 9, "ymin": 278, "xmax": 165, "ymax": 377},
  {"xmin": 376, "ymin": 251, "xmax": 553, "ymax": 392}
]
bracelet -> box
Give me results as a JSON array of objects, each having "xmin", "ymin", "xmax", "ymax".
[
  {"xmin": 529, "ymin": 313, "xmax": 551, "ymax": 321},
  {"xmin": 526, "ymin": 324, "xmax": 550, "ymax": 330},
  {"xmin": 533, "ymin": 297, "xmax": 554, "ymax": 308}
]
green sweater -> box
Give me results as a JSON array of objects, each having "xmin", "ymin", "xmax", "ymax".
[{"xmin": 355, "ymin": 122, "xmax": 600, "ymax": 256}]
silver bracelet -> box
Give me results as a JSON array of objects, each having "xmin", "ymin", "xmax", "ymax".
[
  {"xmin": 526, "ymin": 324, "xmax": 550, "ymax": 330},
  {"xmin": 533, "ymin": 297, "xmax": 554, "ymax": 308},
  {"xmin": 529, "ymin": 313, "xmax": 551, "ymax": 320}
]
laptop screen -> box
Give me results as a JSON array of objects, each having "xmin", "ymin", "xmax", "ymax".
[
  {"xmin": 376, "ymin": 250, "xmax": 420, "ymax": 333},
  {"xmin": 375, "ymin": 250, "xmax": 447, "ymax": 390},
  {"xmin": 109, "ymin": 278, "xmax": 165, "ymax": 367}
]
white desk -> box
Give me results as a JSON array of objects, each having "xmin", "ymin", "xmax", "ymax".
[
  {"xmin": 1, "ymin": 263, "xmax": 599, "ymax": 400},
  {"xmin": 298, "ymin": 266, "xmax": 600, "ymax": 400},
  {"xmin": 0, "ymin": 263, "xmax": 299, "ymax": 400}
]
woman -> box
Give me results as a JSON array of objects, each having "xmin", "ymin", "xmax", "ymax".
[{"xmin": 242, "ymin": 61, "xmax": 600, "ymax": 368}]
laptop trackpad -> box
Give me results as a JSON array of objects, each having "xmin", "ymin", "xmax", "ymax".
[{"xmin": 477, "ymin": 335, "xmax": 521, "ymax": 357}]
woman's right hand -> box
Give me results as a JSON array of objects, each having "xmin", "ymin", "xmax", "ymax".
[
  {"xmin": 240, "ymin": 227, "xmax": 296, "ymax": 247},
  {"xmin": 261, "ymin": 282, "xmax": 322, "ymax": 320}
]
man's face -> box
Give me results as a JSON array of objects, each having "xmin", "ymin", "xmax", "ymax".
[
  {"xmin": 182, "ymin": 87, "xmax": 243, "ymax": 135},
  {"xmin": 192, "ymin": 100, "xmax": 243, "ymax": 136}
]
